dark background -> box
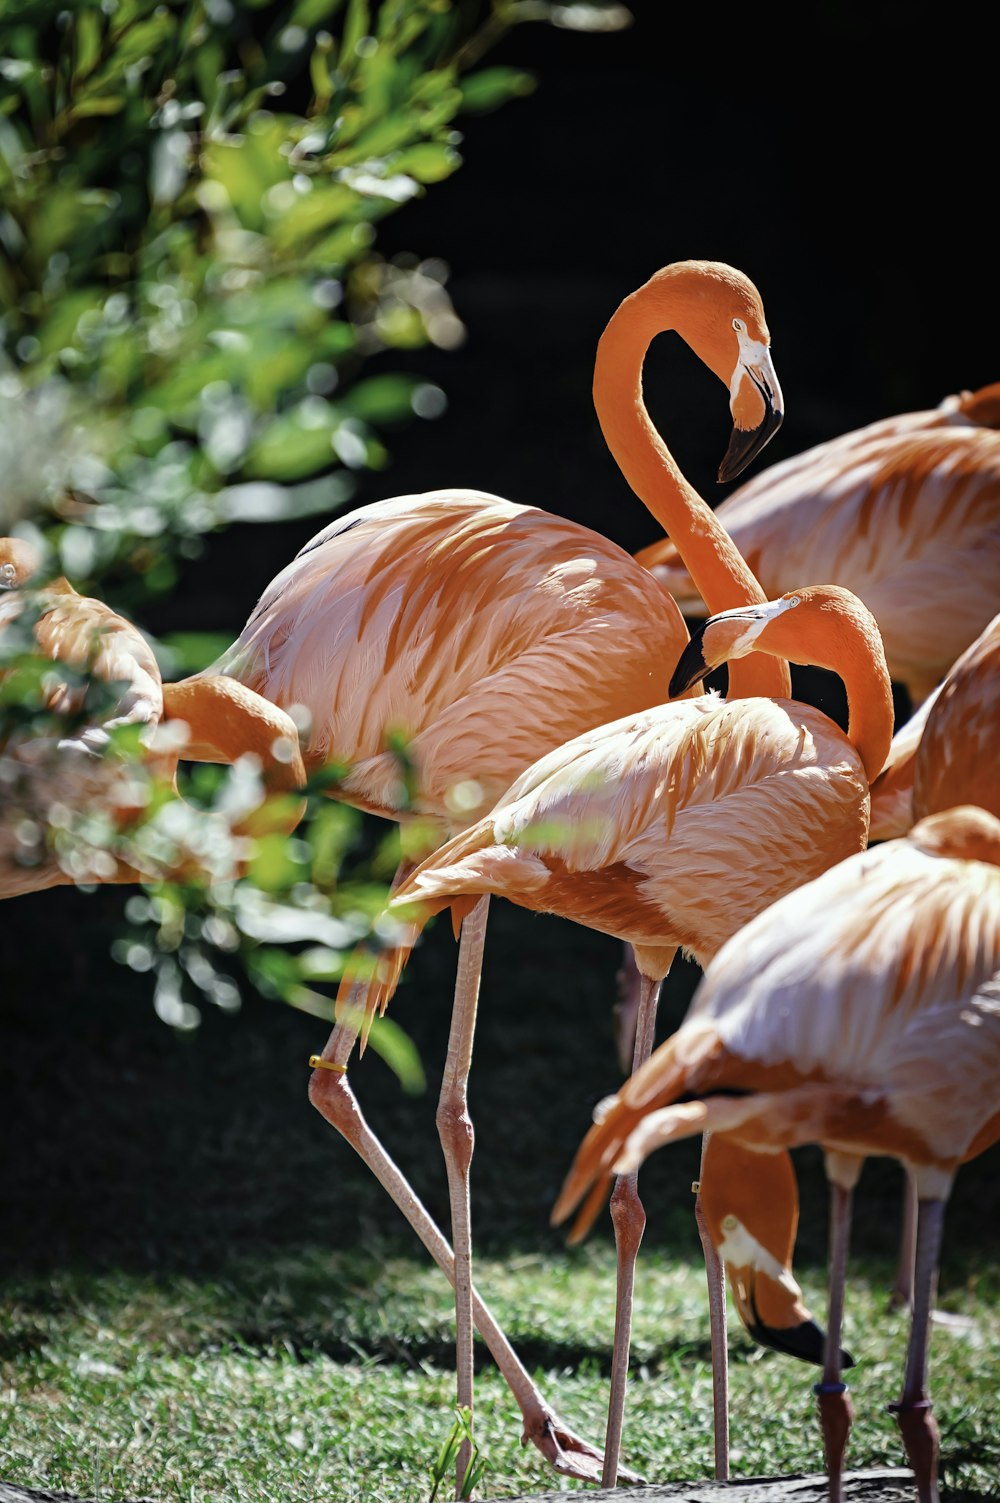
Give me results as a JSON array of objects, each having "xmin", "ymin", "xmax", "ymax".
[
  {"xmin": 4, "ymin": 2, "xmax": 998, "ymax": 1309},
  {"xmin": 158, "ymin": 0, "xmax": 1000, "ymax": 635}
]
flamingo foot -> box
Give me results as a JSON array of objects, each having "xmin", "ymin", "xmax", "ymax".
[{"xmin": 522, "ymin": 1408, "xmax": 645, "ymax": 1486}]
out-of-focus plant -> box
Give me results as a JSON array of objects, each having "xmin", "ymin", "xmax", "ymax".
[
  {"xmin": 0, "ymin": 0, "xmax": 630, "ymax": 617},
  {"xmin": 0, "ymin": 605, "xmax": 427, "ymax": 1080}
]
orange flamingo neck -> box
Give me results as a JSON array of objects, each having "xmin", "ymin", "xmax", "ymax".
[
  {"xmin": 763, "ymin": 591, "xmax": 895, "ymax": 784},
  {"xmin": 594, "ymin": 271, "xmax": 790, "ymax": 700}
]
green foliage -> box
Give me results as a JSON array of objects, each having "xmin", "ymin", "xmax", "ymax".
[{"xmin": 0, "ymin": 0, "xmax": 634, "ymax": 610}]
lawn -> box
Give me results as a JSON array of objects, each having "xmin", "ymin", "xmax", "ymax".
[{"xmin": 2, "ymin": 884, "xmax": 999, "ymax": 1501}]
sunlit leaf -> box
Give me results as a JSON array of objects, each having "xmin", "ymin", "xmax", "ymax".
[
  {"xmin": 391, "ymin": 141, "xmax": 461, "ymax": 183},
  {"xmin": 340, "ymin": 372, "xmax": 424, "ymax": 423},
  {"xmin": 458, "ymin": 65, "xmax": 536, "ymax": 113}
]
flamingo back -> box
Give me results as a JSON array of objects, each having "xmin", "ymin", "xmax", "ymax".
[{"xmin": 211, "ymin": 489, "xmax": 690, "ymax": 825}]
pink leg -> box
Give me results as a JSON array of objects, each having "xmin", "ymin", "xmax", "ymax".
[
  {"xmin": 888, "ymin": 1196, "xmax": 944, "ymax": 1503},
  {"xmin": 601, "ymin": 960, "xmax": 669, "ymax": 1487},
  {"xmin": 308, "ymin": 985, "xmax": 643, "ymax": 1486},
  {"xmin": 694, "ymin": 1132, "xmax": 729, "ymax": 1480},
  {"xmin": 815, "ymin": 1178, "xmax": 856, "ymax": 1503},
  {"xmin": 435, "ymin": 895, "xmax": 488, "ymax": 1495}
]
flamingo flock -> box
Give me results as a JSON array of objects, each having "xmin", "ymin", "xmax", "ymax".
[{"xmin": 4, "ymin": 258, "xmax": 998, "ymax": 1503}]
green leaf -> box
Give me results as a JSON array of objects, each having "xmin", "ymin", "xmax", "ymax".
[
  {"xmin": 391, "ymin": 141, "xmax": 461, "ymax": 184},
  {"xmin": 459, "ymin": 66, "xmax": 536, "ymax": 114},
  {"xmin": 245, "ymin": 833, "xmax": 310, "ymax": 891},
  {"xmin": 72, "ymin": 9, "xmax": 103, "ymax": 84},
  {"xmin": 243, "ymin": 407, "xmax": 339, "ymax": 482},
  {"xmin": 360, "ymin": 1013, "xmax": 426, "ymax": 1095},
  {"xmin": 340, "ymin": 373, "xmax": 421, "ymax": 424},
  {"xmin": 157, "ymin": 632, "xmax": 234, "ymax": 675},
  {"xmin": 340, "ymin": 0, "xmax": 371, "ymax": 66},
  {"xmin": 293, "ymin": 0, "xmax": 346, "ymax": 26},
  {"xmin": 72, "ymin": 94, "xmax": 127, "ymax": 118},
  {"xmin": 268, "ymin": 183, "xmax": 356, "ymax": 250}
]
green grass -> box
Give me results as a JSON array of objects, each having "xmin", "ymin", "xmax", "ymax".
[
  {"xmin": 2, "ymin": 886, "xmax": 1000, "ymax": 1501},
  {"xmin": 2, "ymin": 1247, "xmax": 998, "ymax": 1500}
]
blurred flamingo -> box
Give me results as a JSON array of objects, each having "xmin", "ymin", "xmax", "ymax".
[
  {"xmin": 372, "ymin": 581, "xmax": 893, "ymax": 1484},
  {"xmin": 207, "ymin": 259, "xmax": 792, "ymax": 1488},
  {"xmin": 553, "ymin": 804, "xmax": 1000, "ymax": 1503},
  {"xmin": 0, "ymin": 536, "xmax": 306, "ymax": 898}
]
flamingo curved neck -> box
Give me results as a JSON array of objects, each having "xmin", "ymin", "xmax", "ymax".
[
  {"xmin": 594, "ymin": 280, "xmax": 789, "ymax": 701},
  {"xmin": 778, "ymin": 605, "xmax": 895, "ymax": 785}
]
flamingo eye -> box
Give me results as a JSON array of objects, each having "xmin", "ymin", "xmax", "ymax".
[
  {"xmin": 732, "ymin": 318, "xmax": 746, "ymax": 333},
  {"xmin": 786, "ymin": 595, "xmax": 801, "ymax": 606}
]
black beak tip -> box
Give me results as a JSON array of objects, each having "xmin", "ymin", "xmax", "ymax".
[
  {"xmin": 718, "ymin": 408, "xmax": 784, "ymax": 484},
  {"xmin": 747, "ymin": 1316, "xmax": 855, "ymax": 1370},
  {"xmin": 668, "ymin": 631, "xmax": 710, "ymax": 698}
]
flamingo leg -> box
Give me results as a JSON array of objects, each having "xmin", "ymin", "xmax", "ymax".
[
  {"xmin": 888, "ymin": 1196, "xmax": 945, "ymax": 1503},
  {"xmin": 434, "ymin": 894, "xmax": 488, "ymax": 1496},
  {"xmin": 888, "ymin": 1167, "xmax": 918, "ymax": 1313},
  {"xmin": 815, "ymin": 1163, "xmax": 859, "ymax": 1503},
  {"xmin": 307, "ymin": 988, "xmax": 644, "ymax": 1486},
  {"xmin": 601, "ymin": 959, "xmax": 669, "ymax": 1487},
  {"xmin": 693, "ymin": 1131, "xmax": 729, "ymax": 1480}
]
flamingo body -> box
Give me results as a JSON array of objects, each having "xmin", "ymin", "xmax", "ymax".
[
  {"xmin": 212, "ymin": 490, "xmax": 690, "ymax": 829},
  {"xmin": 386, "ymin": 689, "xmax": 869, "ymax": 975},
  {"xmin": 868, "ymin": 609, "xmax": 1000, "ymax": 840},
  {"xmin": 912, "ymin": 610, "xmax": 1000, "ymax": 823},
  {"xmin": 553, "ymin": 805, "xmax": 1000, "ymax": 1503}
]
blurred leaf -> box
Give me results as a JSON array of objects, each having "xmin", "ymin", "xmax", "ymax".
[
  {"xmin": 365, "ymin": 1013, "xmax": 426, "ymax": 1095},
  {"xmin": 340, "ymin": 372, "xmax": 422, "ymax": 424},
  {"xmin": 458, "ymin": 65, "xmax": 536, "ymax": 113},
  {"xmin": 267, "ymin": 183, "xmax": 356, "ymax": 250},
  {"xmin": 340, "ymin": 0, "xmax": 371, "ymax": 66},
  {"xmin": 158, "ymin": 631, "xmax": 233, "ymax": 674},
  {"xmin": 391, "ymin": 141, "xmax": 461, "ymax": 183},
  {"xmin": 71, "ymin": 94, "xmax": 126, "ymax": 118},
  {"xmin": 243, "ymin": 406, "xmax": 339, "ymax": 482},
  {"xmin": 72, "ymin": 9, "xmax": 102, "ymax": 84}
]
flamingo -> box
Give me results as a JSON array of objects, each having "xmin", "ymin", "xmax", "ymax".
[
  {"xmin": 869, "ymin": 608, "xmax": 1000, "ymax": 842},
  {"xmin": 866, "ymin": 609, "xmax": 1000, "ymax": 1310},
  {"xmin": 552, "ymin": 804, "xmax": 1000, "ymax": 1503},
  {"xmin": 371, "ymin": 581, "xmax": 894, "ymax": 1483},
  {"xmin": 635, "ymin": 381, "xmax": 1000, "ymax": 712},
  {"xmin": 206, "ymin": 258, "xmax": 793, "ymax": 1489},
  {"xmin": 0, "ymin": 536, "xmax": 307, "ymax": 897}
]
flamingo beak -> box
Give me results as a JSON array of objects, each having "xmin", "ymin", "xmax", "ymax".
[
  {"xmin": 668, "ymin": 611, "xmax": 758, "ymax": 697},
  {"xmin": 669, "ymin": 625, "xmax": 713, "ymax": 698},
  {"xmin": 730, "ymin": 1266, "xmax": 855, "ymax": 1369},
  {"xmin": 719, "ymin": 351, "xmax": 784, "ymax": 482}
]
